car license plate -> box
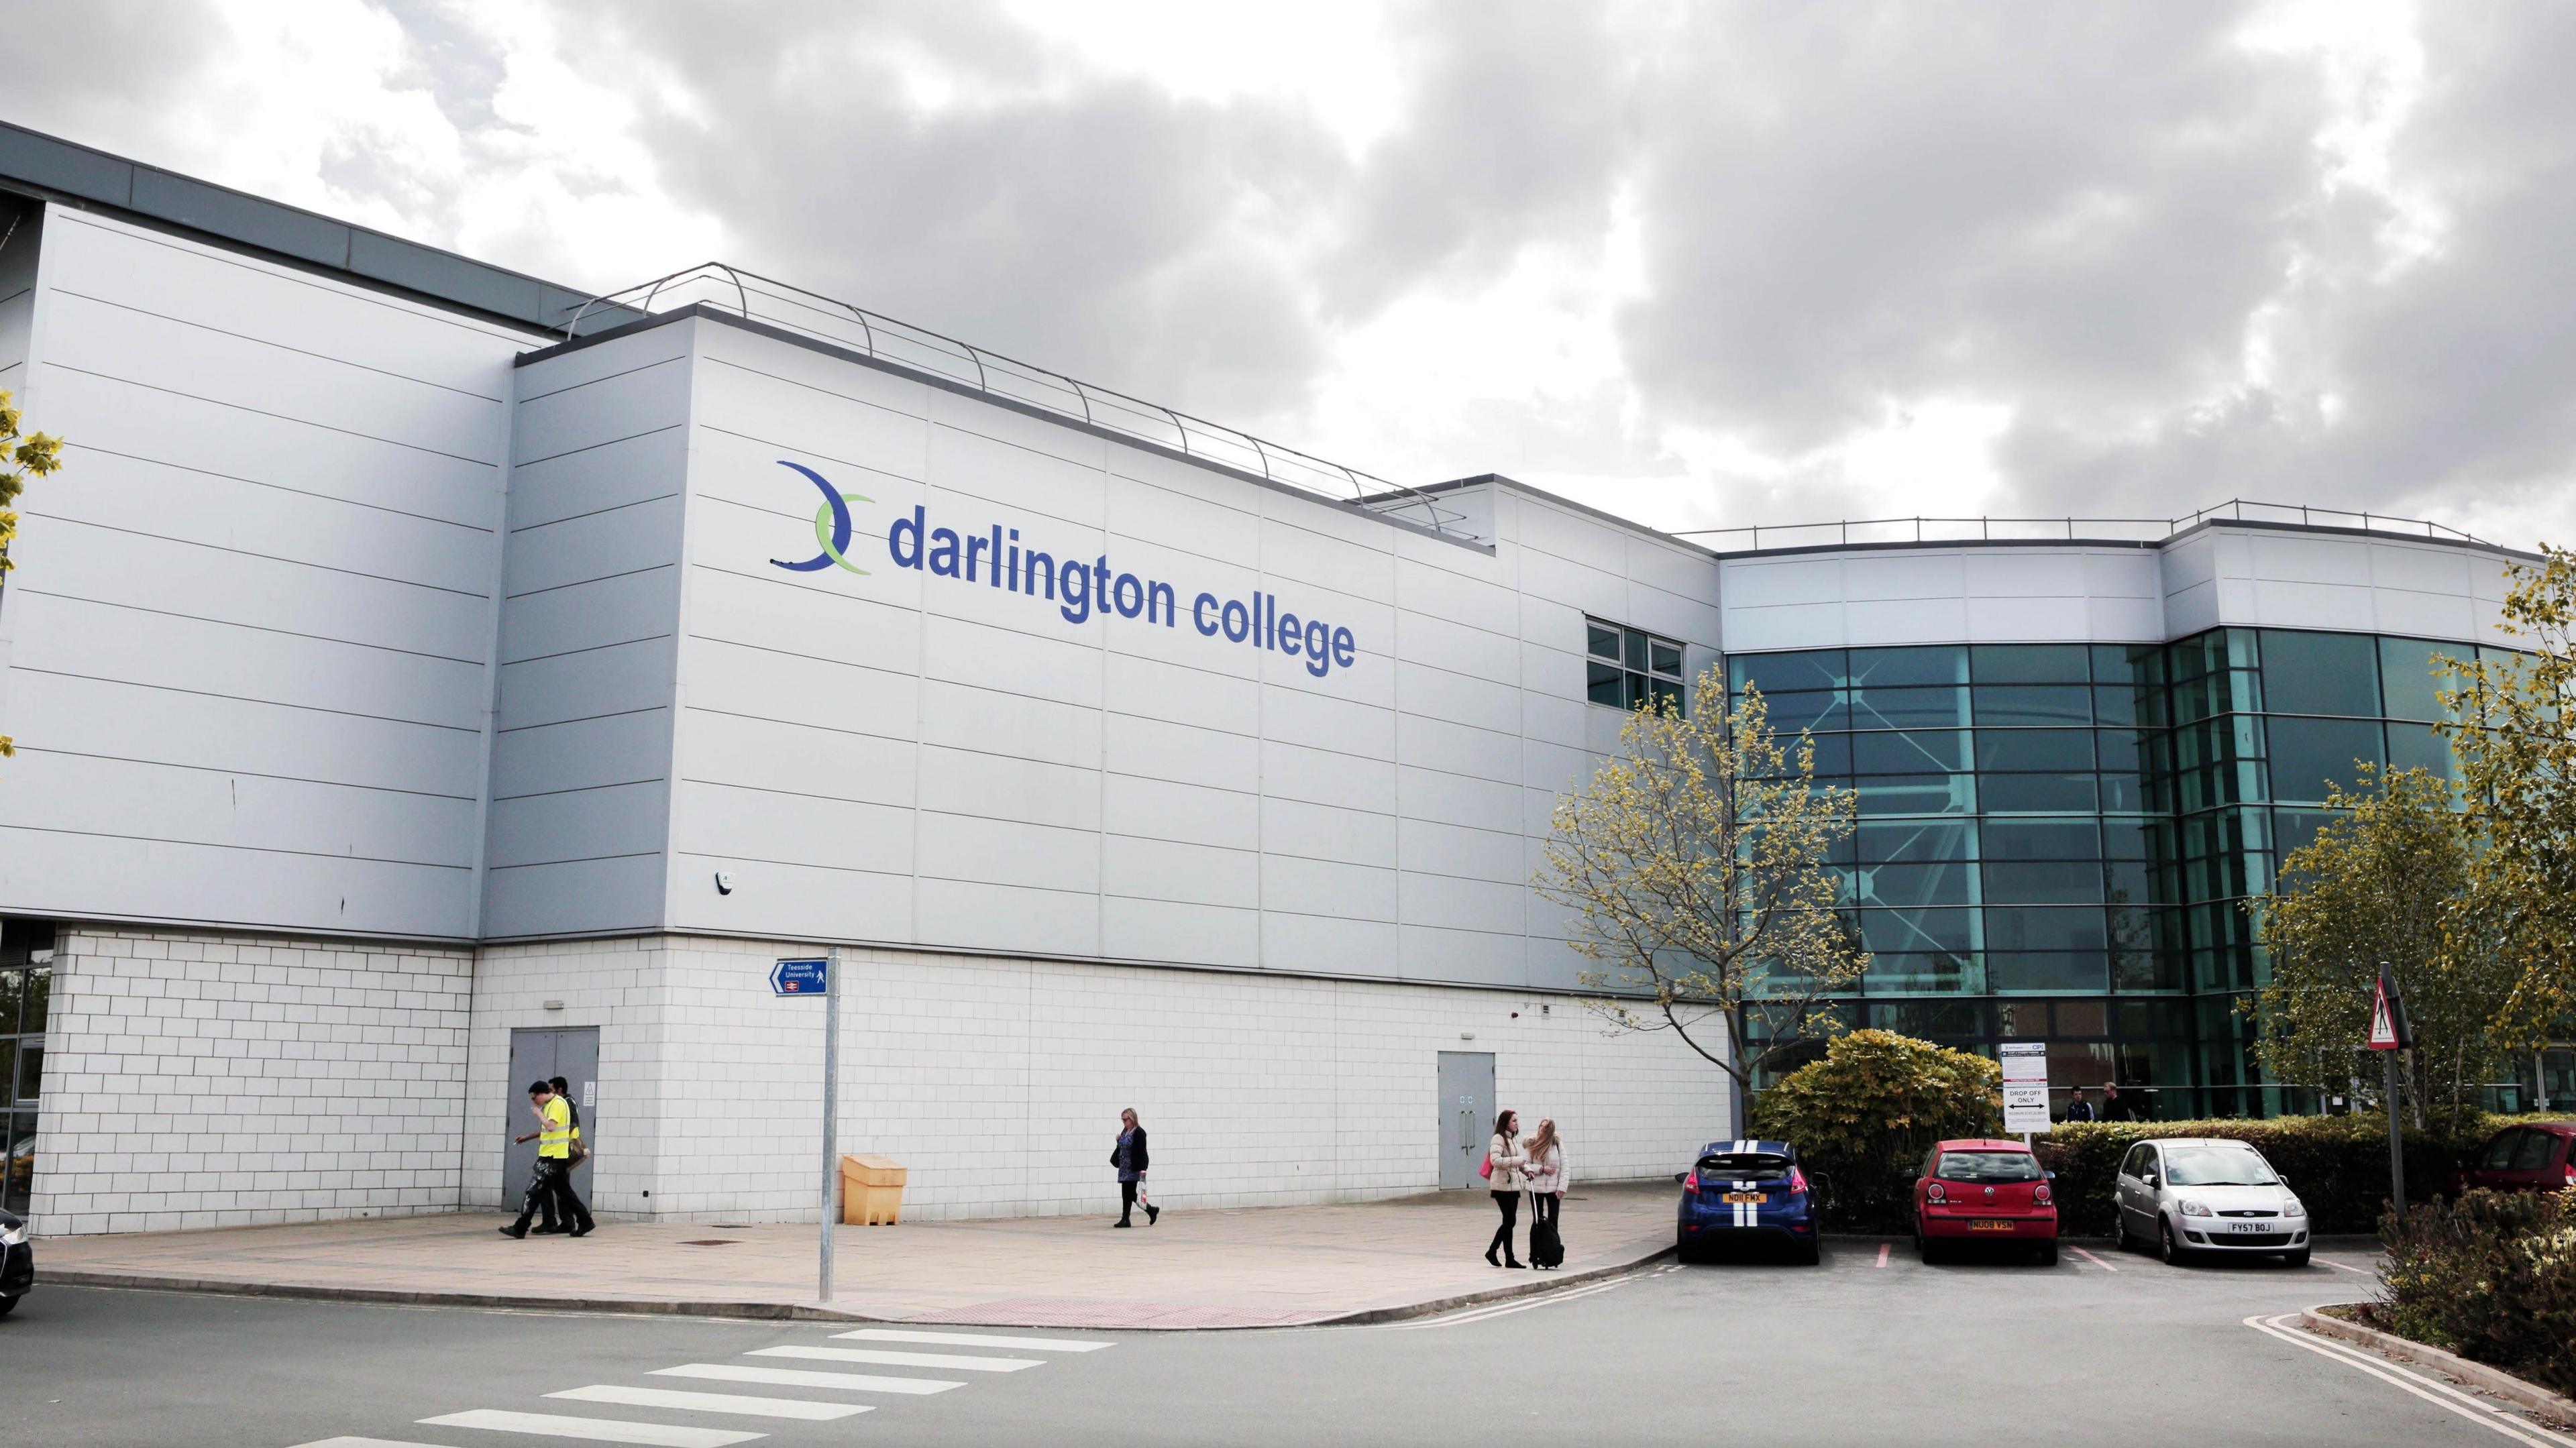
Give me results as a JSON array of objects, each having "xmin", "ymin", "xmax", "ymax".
[
  {"xmin": 2228, "ymin": 1222, "xmax": 2273, "ymax": 1233},
  {"xmin": 1968, "ymin": 1219, "xmax": 2015, "ymax": 1232},
  {"xmin": 1723, "ymin": 1192, "xmax": 1763, "ymax": 1204}
]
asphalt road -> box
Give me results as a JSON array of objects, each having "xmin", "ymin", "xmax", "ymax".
[{"xmin": 4, "ymin": 1240, "xmax": 2560, "ymax": 1447}]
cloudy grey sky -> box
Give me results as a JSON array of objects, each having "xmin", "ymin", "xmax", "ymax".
[{"xmin": 7, "ymin": 1, "xmax": 2571, "ymax": 546}]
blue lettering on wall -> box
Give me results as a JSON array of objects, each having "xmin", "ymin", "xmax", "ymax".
[{"xmin": 871, "ymin": 498, "xmax": 1362, "ymax": 677}]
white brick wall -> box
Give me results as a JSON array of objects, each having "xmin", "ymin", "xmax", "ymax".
[
  {"xmin": 466, "ymin": 934, "xmax": 1733, "ymax": 1223},
  {"xmin": 30, "ymin": 927, "xmax": 471, "ymax": 1235}
]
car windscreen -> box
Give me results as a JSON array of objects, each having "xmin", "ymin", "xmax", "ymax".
[
  {"xmin": 1934, "ymin": 1151, "xmax": 2042, "ymax": 1182},
  {"xmin": 2160, "ymin": 1145, "xmax": 2279, "ymax": 1186},
  {"xmin": 1699, "ymin": 1154, "xmax": 1790, "ymax": 1181}
]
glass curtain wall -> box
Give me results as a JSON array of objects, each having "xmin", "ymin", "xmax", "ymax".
[
  {"xmin": 1723, "ymin": 628, "xmax": 2491, "ymax": 1121},
  {"xmin": 1, "ymin": 920, "xmax": 51, "ymax": 1215}
]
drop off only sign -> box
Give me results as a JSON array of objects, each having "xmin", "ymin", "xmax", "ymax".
[{"xmin": 2001, "ymin": 1042, "xmax": 2051, "ymax": 1134}]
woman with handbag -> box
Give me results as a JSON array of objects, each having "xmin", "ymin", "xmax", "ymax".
[
  {"xmin": 1483, "ymin": 1109, "xmax": 1527, "ymax": 1268},
  {"xmin": 1112, "ymin": 1107, "xmax": 1159, "ymax": 1227},
  {"xmin": 1522, "ymin": 1118, "xmax": 1566, "ymax": 1269}
]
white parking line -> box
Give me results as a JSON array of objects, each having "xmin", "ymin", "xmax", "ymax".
[
  {"xmin": 2315, "ymin": 1256, "xmax": 2374, "ymax": 1275},
  {"xmin": 2070, "ymin": 1247, "xmax": 2121, "ymax": 1272},
  {"xmin": 652, "ymin": 1363, "xmax": 965, "ymax": 1395},
  {"xmin": 747, "ymin": 1345, "xmax": 1040, "ymax": 1372},
  {"xmin": 1392, "ymin": 1276, "xmax": 1638, "ymax": 1330},
  {"xmin": 547, "ymin": 1384, "xmax": 869, "ymax": 1421},
  {"xmin": 2245, "ymin": 1314, "xmax": 2567, "ymax": 1447},
  {"xmin": 1874, "ymin": 1243, "xmax": 1890, "ymax": 1268},
  {"xmin": 833, "ymin": 1328, "xmax": 1115, "ymax": 1352},
  {"xmin": 419, "ymin": 1408, "xmax": 763, "ymax": 1447}
]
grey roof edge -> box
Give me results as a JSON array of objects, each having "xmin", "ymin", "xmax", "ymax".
[
  {"xmin": 0, "ymin": 116, "xmax": 638, "ymax": 337},
  {"xmin": 1420, "ymin": 473, "xmax": 2539, "ymax": 567},
  {"xmin": 519, "ymin": 302, "xmax": 1497, "ymax": 555}
]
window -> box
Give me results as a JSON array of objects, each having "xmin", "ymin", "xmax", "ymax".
[
  {"xmin": 1587, "ymin": 618, "xmax": 1686, "ymax": 714},
  {"xmin": 1, "ymin": 920, "xmax": 51, "ymax": 1217}
]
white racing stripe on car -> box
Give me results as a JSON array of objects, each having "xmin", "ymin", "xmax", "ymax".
[{"xmin": 2243, "ymin": 1314, "xmax": 2566, "ymax": 1447}]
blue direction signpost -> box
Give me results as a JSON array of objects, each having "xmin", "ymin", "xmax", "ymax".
[
  {"xmin": 773, "ymin": 950, "xmax": 842, "ymax": 1300},
  {"xmin": 771, "ymin": 957, "xmax": 829, "ymax": 995}
]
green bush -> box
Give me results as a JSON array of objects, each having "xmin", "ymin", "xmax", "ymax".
[
  {"xmin": 2033, "ymin": 1116, "xmax": 2491, "ymax": 1235},
  {"xmin": 2375, "ymin": 1190, "xmax": 2576, "ymax": 1396},
  {"xmin": 1749, "ymin": 1030, "xmax": 2001, "ymax": 1232}
]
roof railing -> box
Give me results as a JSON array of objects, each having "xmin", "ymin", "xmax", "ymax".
[
  {"xmin": 564, "ymin": 262, "xmax": 1483, "ymax": 543},
  {"xmin": 1672, "ymin": 498, "xmax": 2491, "ymax": 553}
]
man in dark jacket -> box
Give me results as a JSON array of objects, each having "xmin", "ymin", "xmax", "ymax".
[
  {"xmin": 2064, "ymin": 1088, "xmax": 2097, "ymax": 1123},
  {"xmin": 2100, "ymin": 1082, "xmax": 2129, "ymax": 1122}
]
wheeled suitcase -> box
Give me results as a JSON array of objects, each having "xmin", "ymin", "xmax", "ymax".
[{"xmin": 1529, "ymin": 1210, "xmax": 1564, "ymax": 1268}]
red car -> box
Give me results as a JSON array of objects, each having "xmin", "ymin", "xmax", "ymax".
[
  {"xmin": 1913, "ymin": 1137, "xmax": 2058, "ymax": 1266},
  {"xmin": 2451, "ymin": 1123, "xmax": 2576, "ymax": 1196}
]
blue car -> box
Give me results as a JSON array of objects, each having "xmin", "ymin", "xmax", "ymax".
[{"xmin": 1676, "ymin": 1139, "xmax": 1820, "ymax": 1264}]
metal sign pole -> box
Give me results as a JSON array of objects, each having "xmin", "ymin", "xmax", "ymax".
[
  {"xmin": 2385, "ymin": 1046, "xmax": 2406, "ymax": 1217},
  {"xmin": 2371, "ymin": 962, "xmax": 2412, "ymax": 1219},
  {"xmin": 819, "ymin": 944, "xmax": 841, "ymax": 1302}
]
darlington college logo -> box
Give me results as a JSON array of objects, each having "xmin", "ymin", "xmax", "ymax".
[
  {"xmin": 763, "ymin": 458, "xmax": 1364, "ymax": 679},
  {"xmin": 769, "ymin": 459, "xmax": 871, "ymax": 575}
]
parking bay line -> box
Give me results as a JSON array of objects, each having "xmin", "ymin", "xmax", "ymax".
[
  {"xmin": 747, "ymin": 1345, "xmax": 1041, "ymax": 1372},
  {"xmin": 653, "ymin": 1363, "xmax": 965, "ymax": 1395},
  {"xmin": 2315, "ymin": 1256, "xmax": 2374, "ymax": 1275},
  {"xmin": 547, "ymin": 1385, "xmax": 869, "ymax": 1421},
  {"xmin": 1875, "ymin": 1243, "xmax": 1890, "ymax": 1268},
  {"xmin": 2070, "ymin": 1247, "xmax": 2121, "ymax": 1272},
  {"xmin": 417, "ymin": 1408, "xmax": 764, "ymax": 1447},
  {"xmin": 2244, "ymin": 1314, "xmax": 2566, "ymax": 1447},
  {"xmin": 1392, "ymin": 1275, "xmax": 1638, "ymax": 1331},
  {"xmin": 835, "ymin": 1328, "xmax": 1115, "ymax": 1352}
]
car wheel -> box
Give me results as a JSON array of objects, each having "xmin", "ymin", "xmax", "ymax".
[
  {"xmin": 2035, "ymin": 1241, "xmax": 2058, "ymax": 1267},
  {"xmin": 2283, "ymin": 1247, "xmax": 2310, "ymax": 1269},
  {"xmin": 1797, "ymin": 1238, "xmax": 1821, "ymax": 1267},
  {"xmin": 2114, "ymin": 1212, "xmax": 2137, "ymax": 1253},
  {"xmin": 2159, "ymin": 1217, "xmax": 2187, "ymax": 1267},
  {"xmin": 0, "ymin": 1294, "xmax": 15, "ymax": 1317},
  {"xmin": 1674, "ymin": 1231, "xmax": 1694, "ymax": 1266}
]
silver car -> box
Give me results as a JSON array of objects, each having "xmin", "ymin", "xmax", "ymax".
[{"xmin": 2112, "ymin": 1137, "xmax": 2310, "ymax": 1267}]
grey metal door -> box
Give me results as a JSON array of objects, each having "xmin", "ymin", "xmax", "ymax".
[
  {"xmin": 503, "ymin": 1027, "xmax": 599, "ymax": 1207},
  {"xmin": 1438, "ymin": 1051, "xmax": 1495, "ymax": 1189}
]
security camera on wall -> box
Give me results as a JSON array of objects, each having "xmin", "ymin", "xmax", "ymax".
[{"xmin": 714, "ymin": 872, "xmax": 735, "ymax": 896}]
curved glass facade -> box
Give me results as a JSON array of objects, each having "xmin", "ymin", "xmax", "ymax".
[{"xmin": 1727, "ymin": 627, "xmax": 2508, "ymax": 1119}]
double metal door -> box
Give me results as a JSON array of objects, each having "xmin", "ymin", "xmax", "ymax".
[
  {"xmin": 1438, "ymin": 1051, "xmax": 1495, "ymax": 1190},
  {"xmin": 502, "ymin": 1027, "xmax": 598, "ymax": 1204}
]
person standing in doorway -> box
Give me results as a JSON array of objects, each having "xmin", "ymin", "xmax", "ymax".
[
  {"xmin": 501, "ymin": 1080, "xmax": 592, "ymax": 1239},
  {"xmin": 1485, "ymin": 1109, "xmax": 1527, "ymax": 1269},
  {"xmin": 1112, "ymin": 1107, "xmax": 1159, "ymax": 1227},
  {"xmin": 1522, "ymin": 1117, "xmax": 1566, "ymax": 1270}
]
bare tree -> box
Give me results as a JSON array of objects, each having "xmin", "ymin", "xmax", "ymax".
[{"xmin": 1538, "ymin": 677, "xmax": 1867, "ymax": 1135}]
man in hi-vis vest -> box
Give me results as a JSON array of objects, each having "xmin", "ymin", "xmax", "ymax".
[{"xmin": 500, "ymin": 1079, "xmax": 593, "ymax": 1239}]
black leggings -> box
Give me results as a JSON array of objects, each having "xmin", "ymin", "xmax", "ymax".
[
  {"xmin": 1120, "ymin": 1180, "xmax": 1146, "ymax": 1221},
  {"xmin": 1531, "ymin": 1190, "xmax": 1562, "ymax": 1232},
  {"xmin": 1488, "ymin": 1189, "xmax": 1519, "ymax": 1259}
]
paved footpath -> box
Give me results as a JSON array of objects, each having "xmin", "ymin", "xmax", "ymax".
[{"xmin": 36, "ymin": 1182, "xmax": 1678, "ymax": 1328}]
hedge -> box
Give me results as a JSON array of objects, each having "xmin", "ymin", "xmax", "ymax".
[
  {"xmin": 2032, "ymin": 1114, "xmax": 2568, "ymax": 1236},
  {"xmin": 2374, "ymin": 1190, "xmax": 2576, "ymax": 1395}
]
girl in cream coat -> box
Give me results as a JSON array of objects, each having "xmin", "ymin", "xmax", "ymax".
[{"xmin": 1485, "ymin": 1109, "xmax": 1527, "ymax": 1268}]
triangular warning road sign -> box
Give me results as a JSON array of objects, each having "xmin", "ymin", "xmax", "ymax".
[{"xmin": 2367, "ymin": 977, "xmax": 2400, "ymax": 1050}]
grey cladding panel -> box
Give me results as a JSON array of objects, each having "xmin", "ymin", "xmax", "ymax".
[
  {"xmin": 0, "ymin": 127, "xmax": 129, "ymax": 203},
  {"xmin": 350, "ymin": 229, "xmax": 542, "ymax": 320}
]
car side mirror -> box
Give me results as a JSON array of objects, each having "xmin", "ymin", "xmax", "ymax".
[
  {"xmin": 2141, "ymin": 1173, "xmax": 2158, "ymax": 1188},
  {"xmin": 1674, "ymin": 1172, "xmax": 1689, "ymax": 1183},
  {"xmin": 2044, "ymin": 1170, "xmax": 2057, "ymax": 1181}
]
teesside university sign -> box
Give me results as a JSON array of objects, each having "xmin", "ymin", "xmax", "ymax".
[{"xmin": 770, "ymin": 460, "xmax": 1362, "ymax": 678}]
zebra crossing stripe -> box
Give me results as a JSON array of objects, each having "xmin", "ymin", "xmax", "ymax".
[
  {"xmin": 418, "ymin": 1408, "xmax": 763, "ymax": 1446},
  {"xmin": 546, "ymin": 1385, "xmax": 869, "ymax": 1421},
  {"xmin": 833, "ymin": 1328, "xmax": 1115, "ymax": 1352},
  {"xmin": 653, "ymin": 1363, "xmax": 965, "ymax": 1395},
  {"xmin": 747, "ymin": 1345, "xmax": 1040, "ymax": 1372}
]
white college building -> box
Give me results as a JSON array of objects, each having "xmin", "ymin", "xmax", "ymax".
[{"xmin": 0, "ymin": 121, "xmax": 2532, "ymax": 1234}]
